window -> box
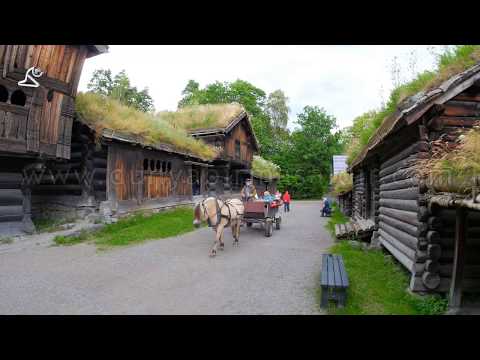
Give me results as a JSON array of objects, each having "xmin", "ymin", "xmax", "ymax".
[
  {"xmin": 47, "ymin": 89, "xmax": 54, "ymax": 102},
  {"xmin": 0, "ymin": 85, "xmax": 8, "ymax": 102},
  {"xmin": 167, "ymin": 162, "xmax": 172, "ymax": 173},
  {"xmin": 162, "ymin": 161, "xmax": 167, "ymax": 173},
  {"xmin": 150, "ymin": 159, "xmax": 155, "ymax": 171},
  {"xmin": 235, "ymin": 140, "xmax": 241, "ymax": 159},
  {"xmin": 156, "ymin": 160, "xmax": 161, "ymax": 171},
  {"xmin": 11, "ymin": 89, "xmax": 26, "ymax": 106}
]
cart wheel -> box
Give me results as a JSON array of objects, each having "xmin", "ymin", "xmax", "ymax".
[
  {"xmin": 265, "ymin": 220, "xmax": 273, "ymax": 237},
  {"xmin": 246, "ymin": 222, "xmax": 253, "ymax": 227},
  {"xmin": 275, "ymin": 216, "xmax": 281, "ymax": 230}
]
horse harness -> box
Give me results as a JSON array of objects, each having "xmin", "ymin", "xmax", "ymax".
[{"xmin": 201, "ymin": 197, "xmax": 240, "ymax": 228}]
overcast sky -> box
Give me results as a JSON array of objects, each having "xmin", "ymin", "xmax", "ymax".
[{"xmin": 78, "ymin": 45, "xmax": 444, "ymax": 130}]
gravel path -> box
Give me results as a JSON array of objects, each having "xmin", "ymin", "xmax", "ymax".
[{"xmin": 0, "ymin": 200, "xmax": 334, "ymax": 314}]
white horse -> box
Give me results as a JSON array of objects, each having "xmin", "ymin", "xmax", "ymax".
[{"xmin": 193, "ymin": 197, "xmax": 244, "ymax": 257}]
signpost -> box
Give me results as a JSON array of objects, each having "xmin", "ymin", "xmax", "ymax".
[{"xmin": 332, "ymin": 155, "xmax": 348, "ymax": 176}]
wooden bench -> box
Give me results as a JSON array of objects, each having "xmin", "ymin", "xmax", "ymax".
[{"xmin": 320, "ymin": 254, "xmax": 349, "ymax": 308}]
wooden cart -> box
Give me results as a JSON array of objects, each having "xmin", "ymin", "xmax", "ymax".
[{"xmin": 243, "ymin": 199, "xmax": 282, "ymax": 237}]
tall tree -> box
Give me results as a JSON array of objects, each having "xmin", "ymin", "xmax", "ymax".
[
  {"xmin": 274, "ymin": 106, "xmax": 341, "ymax": 198},
  {"xmin": 266, "ymin": 89, "xmax": 290, "ymax": 130},
  {"xmin": 87, "ymin": 69, "xmax": 155, "ymax": 112},
  {"xmin": 177, "ymin": 79, "xmax": 276, "ymax": 157}
]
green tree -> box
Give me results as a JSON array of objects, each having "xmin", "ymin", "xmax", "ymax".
[
  {"xmin": 272, "ymin": 106, "xmax": 341, "ymax": 199},
  {"xmin": 266, "ymin": 89, "xmax": 290, "ymax": 130},
  {"xmin": 177, "ymin": 79, "xmax": 276, "ymax": 157},
  {"xmin": 87, "ymin": 69, "xmax": 154, "ymax": 112}
]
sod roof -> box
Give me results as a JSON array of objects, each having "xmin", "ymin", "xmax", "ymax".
[
  {"xmin": 251, "ymin": 155, "xmax": 280, "ymax": 180},
  {"xmin": 351, "ymin": 63, "xmax": 480, "ymax": 169},
  {"xmin": 75, "ymin": 92, "xmax": 219, "ymax": 160}
]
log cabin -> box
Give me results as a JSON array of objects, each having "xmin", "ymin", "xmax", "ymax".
[
  {"xmin": 30, "ymin": 97, "xmax": 269, "ymax": 222},
  {"xmin": 165, "ymin": 104, "xmax": 260, "ymax": 195},
  {"xmin": 0, "ymin": 45, "xmax": 107, "ymax": 235},
  {"xmin": 31, "ymin": 94, "xmax": 218, "ymax": 222},
  {"xmin": 337, "ymin": 190, "xmax": 352, "ymax": 217},
  {"xmin": 348, "ymin": 62, "xmax": 480, "ymax": 300}
]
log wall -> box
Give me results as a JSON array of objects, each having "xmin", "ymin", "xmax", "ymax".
[
  {"xmin": 411, "ymin": 88, "xmax": 480, "ymax": 293},
  {"xmin": 377, "ymin": 137, "xmax": 428, "ymax": 278},
  {"xmin": 338, "ymin": 191, "xmax": 352, "ymax": 217},
  {"xmin": 352, "ymin": 169, "xmax": 364, "ymax": 219},
  {"xmin": 0, "ymin": 157, "xmax": 38, "ymax": 234}
]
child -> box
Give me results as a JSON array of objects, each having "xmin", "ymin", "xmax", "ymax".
[
  {"xmin": 263, "ymin": 191, "xmax": 275, "ymax": 202},
  {"xmin": 275, "ymin": 190, "xmax": 281, "ymax": 200}
]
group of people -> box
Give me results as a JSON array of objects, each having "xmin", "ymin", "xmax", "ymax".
[
  {"xmin": 239, "ymin": 178, "xmax": 332, "ymax": 215},
  {"xmin": 240, "ymin": 178, "xmax": 291, "ymax": 212}
]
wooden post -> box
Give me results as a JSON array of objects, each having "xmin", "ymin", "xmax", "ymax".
[{"xmin": 449, "ymin": 207, "xmax": 467, "ymax": 309}]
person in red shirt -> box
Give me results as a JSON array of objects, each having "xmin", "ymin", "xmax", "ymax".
[{"xmin": 282, "ymin": 190, "xmax": 291, "ymax": 212}]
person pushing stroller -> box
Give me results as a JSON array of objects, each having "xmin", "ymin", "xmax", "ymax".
[{"xmin": 321, "ymin": 197, "xmax": 331, "ymax": 217}]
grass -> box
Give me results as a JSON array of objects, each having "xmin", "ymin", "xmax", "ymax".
[
  {"xmin": 320, "ymin": 241, "xmax": 448, "ymax": 315},
  {"xmin": 75, "ymin": 92, "xmax": 218, "ymax": 160},
  {"xmin": 53, "ymin": 207, "xmax": 196, "ymax": 249},
  {"xmin": 0, "ymin": 236, "xmax": 14, "ymax": 245},
  {"xmin": 251, "ymin": 155, "xmax": 281, "ymax": 180},
  {"xmin": 331, "ymin": 171, "xmax": 353, "ymax": 196},
  {"xmin": 416, "ymin": 126, "xmax": 480, "ymax": 193},
  {"xmin": 33, "ymin": 217, "xmax": 76, "ymax": 233},
  {"xmin": 325, "ymin": 202, "xmax": 348, "ymax": 237},
  {"xmin": 346, "ymin": 45, "xmax": 480, "ymax": 165},
  {"xmin": 159, "ymin": 103, "xmax": 245, "ymax": 131}
]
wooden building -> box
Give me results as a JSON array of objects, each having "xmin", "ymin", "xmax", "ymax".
[
  {"xmin": 337, "ymin": 190, "xmax": 352, "ymax": 217},
  {"xmin": 0, "ymin": 45, "xmax": 107, "ymax": 234},
  {"xmin": 348, "ymin": 62, "xmax": 480, "ymax": 297},
  {"xmin": 185, "ymin": 106, "xmax": 260, "ymax": 194},
  {"xmin": 32, "ymin": 117, "xmax": 214, "ymax": 221}
]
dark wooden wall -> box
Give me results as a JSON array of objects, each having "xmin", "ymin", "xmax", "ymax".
[
  {"xmin": 352, "ymin": 169, "xmax": 364, "ymax": 219},
  {"xmin": 0, "ymin": 45, "xmax": 89, "ymax": 160},
  {"xmin": 411, "ymin": 85, "xmax": 480, "ymax": 293},
  {"xmin": 224, "ymin": 121, "xmax": 254, "ymax": 164},
  {"xmin": 200, "ymin": 119, "xmax": 255, "ymax": 167},
  {"xmin": 338, "ymin": 191, "xmax": 352, "ymax": 217},
  {"xmin": 107, "ymin": 142, "xmax": 193, "ymax": 208}
]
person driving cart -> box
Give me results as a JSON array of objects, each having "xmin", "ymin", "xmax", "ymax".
[{"xmin": 241, "ymin": 178, "xmax": 257, "ymax": 202}]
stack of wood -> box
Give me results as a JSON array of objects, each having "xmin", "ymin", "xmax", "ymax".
[{"xmin": 335, "ymin": 218, "xmax": 375, "ymax": 240}]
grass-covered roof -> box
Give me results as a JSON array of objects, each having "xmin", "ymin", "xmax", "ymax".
[
  {"xmin": 75, "ymin": 92, "xmax": 219, "ymax": 160},
  {"xmin": 348, "ymin": 45, "xmax": 480, "ymax": 167},
  {"xmin": 159, "ymin": 103, "xmax": 245, "ymax": 132},
  {"xmin": 251, "ymin": 155, "xmax": 280, "ymax": 180},
  {"xmin": 331, "ymin": 171, "xmax": 353, "ymax": 195},
  {"xmin": 416, "ymin": 125, "xmax": 480, "ymax": 194}
]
